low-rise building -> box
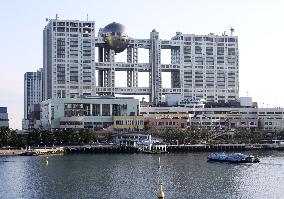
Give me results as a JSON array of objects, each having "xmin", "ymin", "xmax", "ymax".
[
  {"xmin": 0, "ymin": 107, "xmax": 9, "ymax": 128},
  {"xmin": 22, "ymin": 104, "xmax": 41, "ymax": 130},
  {"xmin": 113, "ymin": 116, "xmax": 144, "ymax": 132},
  {"xmin": 144, "ymin": 114, "xmax": 188, "ymax": 129},
  {"xmin": 141, "ymin": 106, "xmax": 284, "ymax": 131},
  {"xmin": 40, "ymin": 96, "xmax": 140, "ymax": 130}
]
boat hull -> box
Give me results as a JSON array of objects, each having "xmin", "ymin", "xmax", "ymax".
[{"xmin": 208, "ymin": 153, "xmax": 260, "ymax": 163}]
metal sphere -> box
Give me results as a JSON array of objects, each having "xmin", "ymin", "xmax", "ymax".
[{"xmin": 101, "ymin": 22, "xmax": 129, "ymax": 53}]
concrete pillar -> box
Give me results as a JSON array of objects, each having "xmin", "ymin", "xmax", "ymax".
[
  {"xmin": 127, "ymin": 46, "xmax": 133, "ymax": 63},
  {"xmin": 149, "ymin": 30, "xmax": 162, "ymax": 105},
  {"xmin": 127, "ymin": 70, "xmax": 133, "ymax": 87},
  {"xmin": 133, "ymin": 68, "xmax": 138, "ymax": 87},
  {"xmin": 133, "ymin": 46, "xmax": 139, "ymax": 87},
  {"xmin": 100, "ymin": 104, "xmax": 102, "ymax": 116},
  {"xmin": 133, "ymin": 46, "xmax": 138, "ymax": 63},
  {"xmin": 104, "ymin": 49, "xmax": 110, "ymax": 62},
  {"xmin": 103, "ymin": 70, "xmax": 109, "ymax": 87},
  {"xmin": 110, "ymin": 104, "xmax": 112, "ymax": 116}
]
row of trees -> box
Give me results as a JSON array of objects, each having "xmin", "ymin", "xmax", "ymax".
[
  {"xmin": 2, "ymin": 127, "xmax": 284, "ymax": 148},
  {"xmin": 0, "ymin": 128, "xmax": 98, "ymax": 148},
  {"xmin": 148, "ymin": 127, "xmax": 284, "ymax": 145}
]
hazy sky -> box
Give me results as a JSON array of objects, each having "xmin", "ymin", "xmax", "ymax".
[{"xmin": 1, "ymin": 0, "xmax": 284, "ymax": 129}]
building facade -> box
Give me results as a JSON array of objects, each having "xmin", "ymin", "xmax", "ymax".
[
  {"xmin": 141, "ymin": 106, "xmax": 284, "ymax": 131},
  {"xmin": 43, "ymin": 18, "xmax": 238, "ymax": 105},
  {"xmin": 113, "ymin": 116, "xmax": 144, "ymax": 132},
  {"xmin": 94, "ymin": 29, "xmax": 238, "ymax": 105},
  {"xmin": 40, "ymin": 97, "xmax": 139, "ymax": 130},
  {"xmin": 170, "ymin": 32, "xmax": 239, "ymax": 103},
  {"xmin": 0, "ymin": 107, "xmax": 9, "ymax": 128},
  {"xmin": 43, "ymin": 19, "xmax": 96, "ymax": 100},
  {"xmin": 23, "ymin": 69, "xmax": 43, "ymax": 130}
]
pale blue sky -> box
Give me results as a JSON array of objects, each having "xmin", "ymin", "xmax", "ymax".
[{"xmin": 0, "ymin": 0, "xmax": 284, "ymax": 129}]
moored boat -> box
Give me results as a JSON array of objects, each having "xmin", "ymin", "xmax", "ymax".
[{"xmin": 208, "ymin": 152, "xmax": 260, "ymax": 163}]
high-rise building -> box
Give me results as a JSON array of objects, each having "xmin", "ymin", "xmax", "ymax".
[
  {"xmin": 23, "ymin": 69, "xmax": 43, "ymax": 130},
  {"xmin": 170, "ymin": 32, "xmax": 239, "ymax": 103},
  {"xmin": 0, "ymin": 107, "xmax": 9, "ymax": 128},
  {"xmin": 24, "ymin": 69, "xmax": 43, "ymax": 119},
  {"xmin": 42, "ymin": 19, "xmax": 238, "ymax": 105},
  {"xmin": 94, "ymin": 24, "xmax": 239, "ymax": 104},
  {"xmin": 43, "ymin": 19, "xmax": 96, "ymax": 100}
]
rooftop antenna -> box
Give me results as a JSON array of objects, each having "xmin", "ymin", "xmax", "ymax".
[
  {"xmin": 87, "ymin": 14, "xmax": 89, "ymax": 21},
  {"xmin": 230, "ymin": 27, "xmax": 234, "ymax": 36},
  {"xmin": 55, "ymin": 14, "xmax": 59, "ymax": 20}
]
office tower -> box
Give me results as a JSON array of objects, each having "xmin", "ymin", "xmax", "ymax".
[{"xmin": 24, "ymin": 69, "xmax": 43, "ymax": 119}]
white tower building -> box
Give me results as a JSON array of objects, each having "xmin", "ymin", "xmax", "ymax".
[
  {"xmin": 170, "ymin": 32, "xmax": 239, "ymax": 103},
  {"xmin": 43, "ymin": 18, "xmax": 96, "ymax": 100}
]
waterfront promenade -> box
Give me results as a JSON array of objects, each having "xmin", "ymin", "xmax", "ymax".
[
  {"xmin": 0, "ymin": 149, "xmax": 25, "ymax": 156},
  {"xmin": 65, "ymin": 143, "xmax": 284, "ymax": 154},
  {"xmin": 1, "ymin": 143, "xmax": 284, "ymax": 156},
  {"xmin": 0, "ymin": 147, "xmax": 64, "ymax": 156}
]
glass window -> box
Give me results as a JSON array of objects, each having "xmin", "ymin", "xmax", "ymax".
[
  {"xmin": 92, "ymin": 104, "xmax": 100, "ymax": 116},
  {"xmin": 102, "ymin": 104, "xmax": 110, "ymax": 116}
]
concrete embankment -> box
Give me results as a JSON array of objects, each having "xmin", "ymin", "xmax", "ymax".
[
  {"xmin": 167, "ymin": 144, "xmax": 284, "ymax": 152},
  {"xmin": 167, "ymin": 144, "xmax": 246, "ymax": 152},
  {"xmin": 0, "ymin": 149, "xmax": 26, "ymax": 156},
  {"xmin": 65, "ymin": 144, "xmax": 284, "ymax": 154},
  {"xmin": 2, "ymin": 144, "xmax": 284, "ymax": 156},
  {"xmin": 65, "ymin": 145, "xmax": 139, "ymax": 154},
  {"xmin": 0, "ymin": 147, "xmax": 64, "ymax": 156}
]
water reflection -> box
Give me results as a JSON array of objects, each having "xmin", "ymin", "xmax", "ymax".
[{"xmin": 0, "ymin": 152, "xmax": 283, "ymax": 199}]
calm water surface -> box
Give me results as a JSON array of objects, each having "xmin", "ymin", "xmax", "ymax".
[{"xmin": 0, "ymin": 151, "xmax": 284, "ymax": 199}]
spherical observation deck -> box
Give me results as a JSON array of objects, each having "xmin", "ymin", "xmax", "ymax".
[{"xmin": 101, "ymin": 22, "xmax": 129, "ymax": 53}]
